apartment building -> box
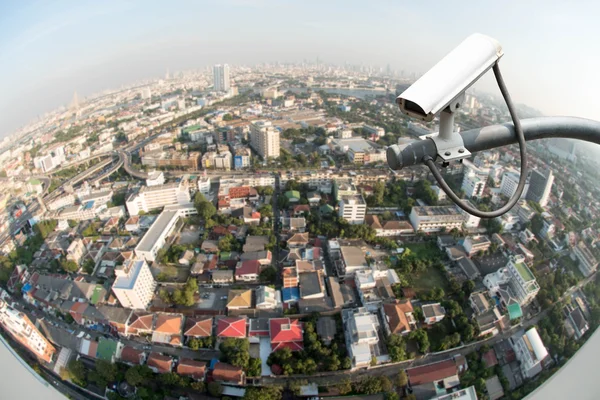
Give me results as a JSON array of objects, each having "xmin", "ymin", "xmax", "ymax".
[
  {"xmin": 338, "ymin": 194, "xmax": 367, "ymax": 224},
  {"xmin": 126, "ymin": 181, "xmax": 191, "ymax": 216},
  {"xmin": 250, "ymin": 120, "xmax": 280, "ymax": 159},
  {"xmin": 462, "ymin": 236, "xmax": 491, "ymax": 257},
  {"xmin": 0, "ymin": 299, "xmax": 56, "ymax": 363},
  {"xmin": 141, "ymin": 150, "xmax": 201, "ymax": 170},
  {"xmin": 507, "ymin": 256, "xmax": 540, "ymax": 306},
  {"xmin": 344, "ymin": 308, "xmax": 380, "ymax": 367},
  {"xmin": 573, "ymin": 241, "xmax": 598, "ymax": 277},
  {"xmin": 135, "ymin": 210, "xmax": 182, "ymax": 262},
  {"xmin": 111, "ymin": 259, "xmax": 157, "ymax": 309},
  {"xmin": 511, "ymin": 327, "xmax": 548, "ymax": 378}
]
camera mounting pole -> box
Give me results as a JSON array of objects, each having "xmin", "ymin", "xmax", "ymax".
[{"xmin": 420, "ymin": 94, "xmax": 471, "ymax": 163}]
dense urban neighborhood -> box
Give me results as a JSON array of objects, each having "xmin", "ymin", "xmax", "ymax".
[{"xmin": 0, "ymin": 62, "xmax": 599, "ymax": 400}]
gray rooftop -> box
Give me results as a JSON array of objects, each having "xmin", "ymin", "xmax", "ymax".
[
  {"xmin": 136, "ymin": 210, "xmax": 178, "ymax": 253},
  {"xmin": 299, "ymin": 272, "xmax": 323, "ymax": 298}
]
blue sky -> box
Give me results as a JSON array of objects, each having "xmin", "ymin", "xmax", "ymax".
[{"xmin": 1, "ymin": 0, "xmax": 599, "ymax": 137}]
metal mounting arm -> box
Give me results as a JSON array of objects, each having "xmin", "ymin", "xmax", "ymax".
[{"xmin": 387, "ymin": 116, "xmax": 600, "ymax": 171}]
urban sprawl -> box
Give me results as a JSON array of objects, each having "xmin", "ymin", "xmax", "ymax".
[{"xmin": 0, "ymin": 63, "xmax": 598, "ymax": 400}]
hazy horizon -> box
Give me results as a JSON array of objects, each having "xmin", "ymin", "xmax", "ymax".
[{"xmin": 1, "ymin": 0, "xmax": 600, "ymax": 138}]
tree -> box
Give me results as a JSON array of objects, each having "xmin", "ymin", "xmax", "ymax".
[
  {"xmin": 191, "ymin": 381, "xmax": 205, "ymax": 392},
  {"xmin": 247, "ymin": 357, "xmax": 262, "ymax": 377},
  {"xmin": 60, "ymin": 258, "xmax": 79, "ymax": 273},
  {"xmin": 223, "ymin": 113, "xmax": 233, "ymax": 121},
  {"xmin": 95, "ymin": 359, "xmax": 118, "ymax": 383},
  {"xmin": 66, "ymin": 359, "xmax": 87, "ymax": 386},
  {"xmin": 259, "ymin": 266, "xmax": 277, "ymax": 283},
  {"xmin": 83, "ymin": 258, "xmax": 95, "ymax": 274},
  {"xmin": 194, "ymin": 192, "xmax": 216, "ymax": 220},
  {"xmin": 220, "ymin": 338, "xmax": 250, "ymax": 369},
  {"xmin": 207, "ymin": 382, "xmax": 223, "ymax": 397},
  {"xmin": 387, "ymin": 334, "xmax": 407, "ymax": 362},
  {"xmin": 125, "ymin": 365, "xmax": 152, "ymax": 386},
  {"xmin": 397, "ymin": 370, "xmax": 408, "ymax": 388},
  {"xmin": 408, "ymin": 329, "xmax": 430, "ymax": 353},
  {"xmin": 337, "ymin": 378, "xmax": 353, "ymax": 395},
  {"xmin": 243, "ymin": 386, "xmax": 282, "ymax": 400},
  {"xmin": 354, "ymin": 376, "xmax": 384, "ymax": 395}
]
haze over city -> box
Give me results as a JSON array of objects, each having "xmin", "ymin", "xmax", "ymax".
[{"xmin": 1, "ymin": 0, "xmax": 600, "ymax": 137}]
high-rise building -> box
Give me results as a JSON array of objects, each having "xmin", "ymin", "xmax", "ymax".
[
  {"xmin": 0, "ymin": 299, "xmax": 56, "ymax": 363},
  {"xmin": 111, "ymin": 259, "xmax": 157, "ymax": 309},
  {"xmin": 249, "ymin": 121, "xmax": 280, "ymax": 159},
  {"xmin": 213, "ymin": 64, "xmax": 230, "ymax": 92},
  {"xmin": 526, "ymin": 169, "xmax": 554, "ymax": 207}
]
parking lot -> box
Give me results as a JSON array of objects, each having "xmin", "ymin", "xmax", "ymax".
[{"xmin": 196, "ymin": 286, "xmax": 230, "ymax": 310}]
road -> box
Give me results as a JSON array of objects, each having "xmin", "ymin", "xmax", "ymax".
[{"xmin": 273, "ymin": 175, "xmax": 282, "ymax": 288}]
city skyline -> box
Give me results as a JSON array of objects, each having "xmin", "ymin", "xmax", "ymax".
[{"xmin": 2, "ymin": 0, "xmax": 600, "ymax": 138}]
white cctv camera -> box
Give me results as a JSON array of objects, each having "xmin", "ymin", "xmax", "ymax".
[{"xmin": 397, "ymin": 33, "xmax": 503, "ymax": 122}]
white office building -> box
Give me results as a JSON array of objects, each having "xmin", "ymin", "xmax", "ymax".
[
  {"xmin": 126, "ymin": 181, "xmax": 191, "ymax": 216},
  {"xmin": 213, "ymin": 64, "xmax": 230, "ymax": 92},
  {"xmin": 484, "ymin": 255, "xmax": 539, "ymax": 307},
  {"xmin": 511, "ymin": 327, "xmax": 548, "ymax": 378},
  {"xmin": 338, "ymin": 194, "xmax": 367, "ymax": 224},
  {"xmin": 135, "ymin": 210, "xmax": 181, "ymax": 262},
  {"xmin": 198, "ymin": 176, "xmax": 211, "ymax": 195},
  {"xmin": 111, "ymin": 259, "xmax": 157, "ymax": 309},
  {"xmin": 250, "ymin": 120, "xmax": 280, "ymax": 159},
  {"xmin": 409, "ymin": 206, "xmax": 464, "ymax": 232},
  {"xmin": 462, "ymin": 172, "xmax": 486, "ymax": 199}
]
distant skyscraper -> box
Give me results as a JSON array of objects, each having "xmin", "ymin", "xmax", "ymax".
[
  {"xmin": 213, "ymin": 64, "xmax": 230, "ymax": 92},
  {"xmin": 526, "ymin": 169, "xmax": 554, "ymax": 207}
]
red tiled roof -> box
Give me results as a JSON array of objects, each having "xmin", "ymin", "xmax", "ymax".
[
  {"xmin": 269, "ymin": 318, "xmax": 304, "ymax": 351},
  {"xmin": 293, "ymin": 205, "xmax": 310, "ymax": 213},
  {"xmin": 216, "ymin": 317, "xmax": 247, "ymax": 338},
  {"xmin": 383, "ymin": 300, "xmax": 413, "ymax": 335},
  {"xmin": 128, "ymin": 313, "xmax": 154, "ymax": 330},
  {"xmin": 235, "ymin": 260, "xmax": 261, "ymax": 277},
  {"xmin": 212, "ymin": 362, "xmax": 244, "ymax": 383},
  {"xmin": 204, "ymin": 257, "xmax": 218, "ymax": 271},
  {"xmin": 120, "ymin": 346, "xmax": 144, "ymax": 365},
  {"xmin": 177, "ymin": 358, "xmax": 207, "ymax": 380},
  {"xmin": 154, "ymin": 314, "xmax": 183, "ymax": 334},
  {"xmin": 147, "ymin": 353, "xmax": 173, "ymax": 373},
  {"xmin": 184, "ymin": 317, "xmax": 213, "ymax": 337},
  {"xmin": 407, "ymin": 359, "xmax": 458, "ymax": 385},
  {"xmin": 482, "ymin": 349, "xmax": 498, "ymax": 368},
  {"xmin": 69, "ymin": 302, "xmax": 89, "ymax": 325}
]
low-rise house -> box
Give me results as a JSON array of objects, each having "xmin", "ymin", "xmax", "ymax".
[
  {"xmin": 125, "ymin": 216, "xmax": 140, "ymax": 232},
  {"xmin": 566, "ymin": 304, "xmax": 589, "ymax": 340},
  {"xmin": 227, "ymin": 289, "xmax": 253, "ymax": 310},
  {"xmin": 280, "ymin": 217, "xmax": 307, "ymax": 233},
  {"xmin": 287, "ymin": 232, "xmax": 310, "ymax": 248},
  {"xmin": 269, "ymin": 318, "xmax": 304, "ymax": 351},
  {"xmin": 147, "ymin": 353, "xmax": 173, "ymax": 373},
  {"xmin": 184, "ymin": 317, "xmax": 213, "ymax": 339},
  {"xmin": 292, "ymin": 204, "xmax": 310, "ymax": 217},
  {"xmin": 177, "ymin": 358, "xmax": 207, "ymax": 380},
  {"xmin": 299, "ymin": 271, "xmax": 325, "ymax": 299},
  {"xmin": 216, "ymin": 316, "xmax": 247, "ymax": 338},
  {"xmin": 422, "ymin": 303, "xmax": 446, "ymax": 325},
  {"xmin": 239, "ymin": 250, "xmax": 272, "ymax": 266},
  {"xmin": 475, "ymin": 308, "xmax": 503, "ymax": 337},
  {"xmin": 200, "ymin": 240, "xmax": 219, "ymax": 253},
  {"xmin": 212, "ymin": 362, "xmax": 245, "ymax": 385},
  {"xmin": 243, "ymin": 236, "xmax": 269, "ymax": 252},
  {"xmin": 469, "ymin": 291, "xmax": 491, "ymax": 315},
  {"xmin": 152, "ymin": 314, "xmax": 183, "ymax": 347},
  {"xmin": 255, "ymin": 286, "xmax": 281, "ymax": 309},
  {"xmin": 119, "ymin": 346, "xmax": 146, "ymax": 366},
  {"xmin": 463, "ymin": 235, "xmax": 491, "ymax": 257},
  {"xmin": 382, "ymin": 300, "xmax": 416, "ymax": 335},
  {"xmin": 406, "ymin": 357, "xmax": 467, "ymax": 397},
  {"xmin": 457, "ymin": 257, "xmax": 480, "ymax": 280},
  {"xmin": 178, "ymin": 250, "xmax": 195, "ymax": 266},
  {"xmin": 212, "ymin": 270, "xmax": 234, "ymax": 284},
  {"xmin": 235, "ymin": 260, "xmax": 261, "ymax": 282},
  {"xmin": 125, "ymin": 313, "xmax": 155, "ymax": 336}
]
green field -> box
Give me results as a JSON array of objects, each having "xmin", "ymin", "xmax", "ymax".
[{"xmin": 404, "ymin": 242, "xmax": 450, "ymax": 296}]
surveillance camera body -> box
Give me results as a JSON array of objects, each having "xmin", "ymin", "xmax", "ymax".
[{"xmin": 397, "ymin": 33, "xmax": 503, "ymax": 122}]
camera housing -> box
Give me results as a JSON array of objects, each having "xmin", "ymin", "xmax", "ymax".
[{"xmin": 396, "ymin": 33, "xmax": 503, "ymax": 122}]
